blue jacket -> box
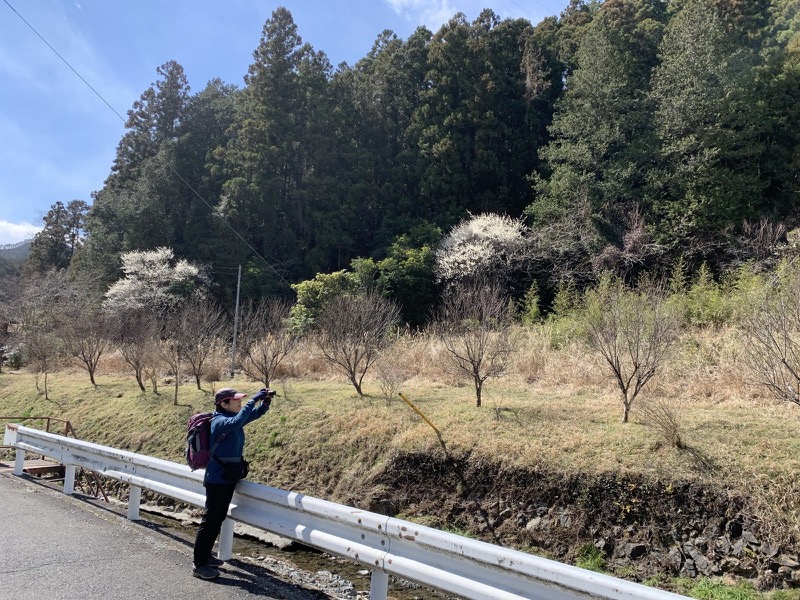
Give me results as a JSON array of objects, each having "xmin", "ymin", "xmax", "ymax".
[{"xmin": 204, "ymin": 395, "xmax": 269, "ymax": 484}]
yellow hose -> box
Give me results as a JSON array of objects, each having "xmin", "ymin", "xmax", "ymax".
[{"xmin": 398, "ymin": 392, "xmax": 440, "ymax": 436}]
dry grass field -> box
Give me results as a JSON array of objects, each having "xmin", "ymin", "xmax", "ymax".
[{"xmin": 1, "ymin": 323, "xmax": 799, "ymax": 598}]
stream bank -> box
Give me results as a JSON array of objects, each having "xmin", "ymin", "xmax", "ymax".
[
  {"xmin": 101, "ymin": 448, "xmax": 800, "ymax": 595},
  {"xmin": 367, "ymin": 451, "xmax": 800, "ymax": 591}
]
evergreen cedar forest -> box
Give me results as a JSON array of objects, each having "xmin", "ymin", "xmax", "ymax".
[
  {"xmin": 14, "ymin": 0, "xmax": 800, "ymax": 310},
  {"xmin": 4, "ymin": 0, "xmax": 800, "ymax": 594}
]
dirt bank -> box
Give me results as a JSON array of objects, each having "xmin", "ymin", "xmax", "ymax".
[{"xmin": 364, "ymin": 451, "xmax": 800, "ymax": 591}]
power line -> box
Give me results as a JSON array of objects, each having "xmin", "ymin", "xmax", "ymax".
[
  {"xmin": 3, "ymin": 0, "xmax": 292, "ymax": 291},
  {"xmin": 3, "ymin": 0, "xmax": 127, "ymax": 123}
]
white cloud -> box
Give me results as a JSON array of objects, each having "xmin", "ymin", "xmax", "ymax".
[
  {"xmin": 0, "ymin": 221, "xmax": 40, "ymax": 245},
  {"xmin": 385, "ymin": 0, "xmax": 459, "ymax": 30},
  {"xmin": 384, "ymin": 0, "xmax": 549, "ymax": 31}
]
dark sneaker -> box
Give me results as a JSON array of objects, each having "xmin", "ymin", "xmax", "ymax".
[
  {"xmin": 207, "ymin": 556, "xmax": 224, "ymax": 567},
  {"xmin": 192, "ymin": 564, "xmax": 220, "ymax": 580}
]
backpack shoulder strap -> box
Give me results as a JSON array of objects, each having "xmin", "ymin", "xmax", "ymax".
[{"xmin": 209, "ymin": 415, "xmax": 230, "ymax": 463}]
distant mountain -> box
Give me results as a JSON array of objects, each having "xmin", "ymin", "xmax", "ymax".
[
  {"xmin": 0, "ymin": 244, "xmax": 26, "ymax": 302},
  {"xmin": 0, "ymin": 240, "xmax": 32, "ymax": 264}
]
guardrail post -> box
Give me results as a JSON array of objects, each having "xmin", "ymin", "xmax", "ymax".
[
  {"xmin": 128, "ymin": 485, "xmax": 142, "ymax": 520},
  {"xmin": 63, "ymin": 465, "xmax": 76, "ymax": 495},
  {"xmin": 14, "ymin": 448, "xmax": 25, "ymax": 475},
  {"xmin": 218, "ymin": 518, "xmax": 234, "ymax": 560},
  {"xmin": 369, "ymin": 570, "xmax": 389, "ymax": 600}
]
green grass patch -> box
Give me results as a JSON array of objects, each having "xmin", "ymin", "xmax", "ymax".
[
  {"xmin": 575, "ymin": 543, "xmax": 606, "ymax": 573},
  {"xmin": 685, "ymin": 578, "xmax": 757, "ymax": 600}
]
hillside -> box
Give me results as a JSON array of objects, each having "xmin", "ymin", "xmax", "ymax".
[
  {"xmin": 0, "ymin": 240, "xmax": 31, "ymax": 264},
  {"xmin": 0, "ymin": 255, "xmax": 20, "ymax": 304},
  {"xmin": 1, "ymin": 329, "xmax": 798, "ymax": 597},
  {"xmin": 54, "ymin": 3, "xmax": 799, "ymax": 316}
]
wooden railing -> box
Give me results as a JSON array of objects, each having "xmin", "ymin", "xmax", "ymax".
[
  {"xmin": 1, "ymin": 417, "xmax": 107, "ymax": 501},
  {"xmin": 0, "ymin": 416, "xmax": 77, "ymax": 441}
]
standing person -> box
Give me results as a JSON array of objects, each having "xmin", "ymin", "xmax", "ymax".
[{"xmin": 192, "ymin": 387, "xmax": 273, "ymax": 580}]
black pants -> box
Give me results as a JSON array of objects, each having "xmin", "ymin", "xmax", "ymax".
[{"xmin": 193, "ymin": 482, "xmax": 237, "ymax": 567}]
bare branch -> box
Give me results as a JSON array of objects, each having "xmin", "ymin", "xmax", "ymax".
[
  {"xmin": 584, "ymin": 275, "xmax": 680, "ymax": 422},
  {"xmin": 435, "ymin": 279, "xmax": 516, "ymax": 407},
  {"xmin": 174, "ymin": 295, "xmax": 228, "ymax": 389},
  {"xmin": 107, "ymin": 309, "xmax": 160, "ymax": 393},
  {"xmin": 741, "ymin": 262, "xmax": 800, "ymax": 407},
  {"xmin": 60, "ymin": 303, "xmax": 109, "ymax": 386},
  {"xmin": 238, "ymin": 298, "xmax": 298, "ymax": 388},
  {"xmin": 313, "ymin": 290, "xmax": 400, "ymax": 397}
]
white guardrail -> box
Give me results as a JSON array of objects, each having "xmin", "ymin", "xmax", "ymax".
[{"xmin": 4, "ymin": 424, "xmax": 690, "ymax": 600}]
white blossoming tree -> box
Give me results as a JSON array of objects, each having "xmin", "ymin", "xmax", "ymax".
[
  {"xmin": 103, "ymin": 247, "xmax": 209, "ymax": 316},
  {"xmin": 434, "ymin": 213, "xmax": 527, "ymax": 286}
]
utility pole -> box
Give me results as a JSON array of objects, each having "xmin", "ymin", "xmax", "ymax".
[{"xmin": 230, "ymin": 264, "xmax": 241, "ymax": 379}]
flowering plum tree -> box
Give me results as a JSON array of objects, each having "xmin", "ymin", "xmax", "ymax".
[{"xmin": 434, "ymin": 213, "xmax": 527, "ymax": 287}]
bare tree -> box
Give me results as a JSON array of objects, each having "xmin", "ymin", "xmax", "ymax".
[
  {"xmin": 25, "ymin": 328, "xmax": 64, "ymax": 401},
  {"xmin": 527, "ymin": 191, "xmax": 603, "ymax": 289},
  {"xmin": 153, "ymin": 335, "xmax": 181, "ymax": 404},
  {"xmin": 174, "ymin": 296, "xmax": 228, "ymax": 389},
  {"xmin": 238, "ymin": 298, "xmax": 298, "ymax": 388},
  {"xmin": 0, "ymin": 304, "xmax": 11, "ymax": 373},
  {"xmin": 584, "ymin": 275, "xmax": 680, "ymax": 423},
  {"xmin": 12, "ymin": 270, "xmax": 70, "ymax": 400},
  {"xmin": 741, "ymin": 261, "xmax": 800, "ymax": 407},
  {"xmin": 159, "ymin": 312, "xmax": 184, "ymax": 405},
  {"xmin": 436, "ymin": 280, "xmax": 516, "ymax": 407},
  {"xmin": 109, "ymin": 309, "xmax": 159, "ymax": 392},
  {"xmin": 143, "ymin": 354, "xmax": 161, "ymax": 395},
  {"xmin": 61, "ymin": 302, "xmax": 109, "ymax": 386},
  {"xmin": 313, "ymin": 290, "xmax": 400, "ymax": 397}
]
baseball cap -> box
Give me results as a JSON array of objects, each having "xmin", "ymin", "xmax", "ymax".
[{"xmin": 214, "ymin": 388, "xmax": 248, "ymax": 405}]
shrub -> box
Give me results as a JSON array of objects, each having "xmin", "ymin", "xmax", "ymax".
[
  {"xmin": 544, "ymin": 282, "xmax": 584, "ymax": 349},
  {"xmin": 518, "ymin": 282, "xmax": 541, "ymax": 325},
  {"xmin": 6, "ymin": 345, "xmax": 24, "ymax": 369},
  {"xmin": 289, "ymin": 270, "xmax": 362, "ymax": 333},
  {"xmin": 683, "ymin": 264, "xmax": 733, "ymax": 328},
  {"xmin": 637, "ymin": 398, "xmax": 684, "ymax": 449}
]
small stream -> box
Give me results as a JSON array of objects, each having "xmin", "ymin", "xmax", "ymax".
[{"xmin": 140, "ymin": 507, "xmax": 462, "ymax": 600}]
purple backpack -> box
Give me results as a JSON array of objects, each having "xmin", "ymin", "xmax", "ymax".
[{"xmin": 185, "ymin": 412, "xmax": 227, "ymax": 470}]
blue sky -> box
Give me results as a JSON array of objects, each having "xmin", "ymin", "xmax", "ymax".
[{"xmin": 0, "ymin": 0, "xmax": 568, "ymax": 245}]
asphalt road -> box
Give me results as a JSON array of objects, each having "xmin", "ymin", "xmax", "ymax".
[{"xmin": 0, "ymin": 473, "xmax": 330, "ymax": 600}]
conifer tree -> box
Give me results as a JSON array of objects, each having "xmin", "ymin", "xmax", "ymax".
[
  {"xmin": 648, "ymin": 0, "xmax": 770, "ymax": 261},
  {"xmin": 530, "ymin": 0, "xmax": 666, "ymax": 255},
  {"xmin": 25, "ymin": 200, "xmax": 88, "ymax": 273}
]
